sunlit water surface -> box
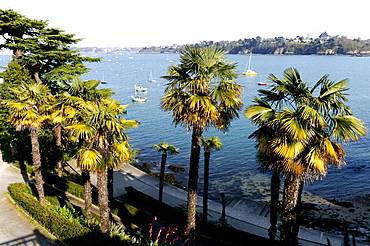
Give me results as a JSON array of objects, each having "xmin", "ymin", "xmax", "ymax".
[{"xmin": 1, "ymin": 53, "xmax": 369, "ymax": 202}]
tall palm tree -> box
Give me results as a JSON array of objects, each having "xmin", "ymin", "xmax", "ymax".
[
  {"xmin": 245, "ymin": 68, "xmax": 367, "ymax": 245},
  {"xmin": 63, "ymin": 77, "xmax": 114, "ymax": 220},
  {"xmin": 201, "ymin": 136, "xmax": 222, "ymax": 221},
  {"xmin": 4, "ymin": 82, "xmax": 52, "ymax": 205},
  {"xmin": 67, "ymin": 97, "xmax": 138, "ymax": 233},
  {"xmin": 161, "ymin": 45, "xmax": 243, "ymax": 245},
  {"xmin": 246, "ymin": 99, "xmax": 284, "ymax": 242},
  {"xmin": 153, "ymin": 142, "xmax": 179, "ymax": 203}
]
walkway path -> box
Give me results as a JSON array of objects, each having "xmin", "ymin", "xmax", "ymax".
[{"xmin": 0, "ymin": 160, "xmax": 56, "ymax": 246}]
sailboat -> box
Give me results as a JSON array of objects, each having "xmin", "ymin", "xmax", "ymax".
[
  {"xmin": 135, "ymin": 84, "xmax": 148, "ymax": 92},
  {"xmin": 101, "ymin": 72, "xmax": 108, "ymax": 84},
  {"xmin": 257, "ymin": 75, "xmax": 267, "ymax": 85},
  {"xmin": 147, "ymin": 70, "xmax": 157, "ymax": 83},
  {"xmin": 131, "ymin": 93, "xmax": 147, "ymax": 102},
  {"xmin": 242, "ymin": 52, "xmax": 258, "ymax": 76},
  {"xmin": 131, "ymin": 87, "xmax": 147, "ymax": 102},
  {"xmin": 132, "ymin": 73, "xmax": 147, "ymax": 102}
]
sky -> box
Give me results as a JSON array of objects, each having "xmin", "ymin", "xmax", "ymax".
[{"xmin": 2, "ymin": 0, "xmax": 369, "ymax": 48}]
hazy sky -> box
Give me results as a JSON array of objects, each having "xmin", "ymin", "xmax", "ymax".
[{"xmin": 2, "ymin": 0, "xmax": 369, "ymax": 47}]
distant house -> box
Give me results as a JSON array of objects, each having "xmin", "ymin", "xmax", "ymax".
[{"xmin": 319, "ymin": 32, "xmax": 330, "ymax": 42}]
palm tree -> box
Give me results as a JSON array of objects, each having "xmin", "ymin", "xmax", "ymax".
[
  {"xmin": 246, "ymin": 99, "xmax": 283, "ymax": 242},
  {"xmin": 48, "ymin": 93, "xmax": 80, "ymax": 177},
  {"xmin": 161, "ymin": 45, "xmax": 243, "ymax": 245},
  {"xmin": 201, "ymin": 136, "xmax": 222, "ymax": 221},
  {"xmin": 67, "ymin": 97, "xmax": 138, "ymax": 233},
  {"xmin": 5, "ymin": 82, "xmax": 52, "ymax": 205},
  {"xmin": 153, "ymin": 142, "xmax": 179, "ymax": 203},
  {"xmin": 245, "ymin": 68, "xmax": 367, "ymax": 245},
  {"xmin": 63, "ymin": 77, "xmax": 114, "ymax": 220}
]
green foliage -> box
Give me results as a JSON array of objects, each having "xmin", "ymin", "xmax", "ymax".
[
  {"xmin": 43, "ymin": 172, "xmax": 93, "ymax": 201},
  {"xmin": 140, "ymin": 35, "xmax": 370, "ymax": 56},
  {"xmin": 52, "ymin": 205, "xmax": 83, "ymax": 223},
  {"xmin": 8, "ymin": 182, "xmax": 90, "ymax": 240},
  {"xmin": 0, "ymin": 9, "xmax": 100, "ymax": 93},
  {"xmin": 43, "ymin": 171, "xmax": 150, "ymax": 226},
  {"xmin": 153, "ymin": 142, "xmax": 179, "ymax": 156},
  {"xmin": 13, "ymin": 160, "xmax": 34, "ymax": 175}
]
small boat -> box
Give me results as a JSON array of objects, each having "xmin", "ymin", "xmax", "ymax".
[
  {"xmin": 132, "ymin": 83, "xmax": 147, "ymax": 102},
  {"xmin": 131, "ymin": 94, "xmax": 147, "ymax": 102},
  {"xmin": 101, "ymin": 72, "xmax": 108, "ymax": 84},
  {"xmin": 258, "ymin": 75, "xmax": 267, "ymax": 85},
  {"xmin": 135, "ymin": 84, "xmax": 148, "ymax": 92},
  {"xmin": 242, "ymin": 52, "xmax": 258, "ymax": 76},
  {"xmin": 147, "ymin": 70, "xmax": 157, "ymax": 83}
]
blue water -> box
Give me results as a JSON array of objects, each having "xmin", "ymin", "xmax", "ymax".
[{"xmin": 1, "ymin": 53, "xmax": 369, "ymax": 202}]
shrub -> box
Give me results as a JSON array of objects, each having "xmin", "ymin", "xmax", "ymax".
[{"xmin": 8, "ymin": 183, "xmax": 90, "ymax": 240}]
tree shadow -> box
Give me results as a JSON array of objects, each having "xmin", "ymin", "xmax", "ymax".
[{"xmin": 0, "ymin": 229, "xmax": 55, "ymax": 246}]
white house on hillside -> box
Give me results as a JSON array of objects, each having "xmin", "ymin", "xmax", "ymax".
[{"xmin": 319, "ymin": 32, "xmax": 330, "ymax": 42}]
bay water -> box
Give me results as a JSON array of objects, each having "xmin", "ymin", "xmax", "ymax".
[{"xmin": 1, "ymin": 53, "xmax": 369, "ymax": 202}]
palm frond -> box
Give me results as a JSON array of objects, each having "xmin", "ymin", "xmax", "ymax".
[
  {"xmin": 77, "ymin": 147, "xmax": 103, "ymax": 171},
  {"xmin": 332, "ymin": 115, "xmax": 367, "ymax": 142}
]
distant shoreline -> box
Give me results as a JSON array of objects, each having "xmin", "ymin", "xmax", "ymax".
[{"xmin": 136, "ymin": 51, "xmax": 370, "ymax": 57}]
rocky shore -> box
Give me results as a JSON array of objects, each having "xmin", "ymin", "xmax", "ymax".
[{"xmin": 300, "ymin": 193, "xmax": 370, "ymax": 242}]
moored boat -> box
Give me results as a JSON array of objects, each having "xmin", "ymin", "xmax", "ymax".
[
  {"xmin": 135, "ymin": 84, "xmax": 148, "ymax": 92},
  {"xmin": 131, "ymin": 94, "xmax": 147, "ymax": 102},
  {"xmin": 242, "ymin": 52, "xmax": 258, "ymax": 76}
]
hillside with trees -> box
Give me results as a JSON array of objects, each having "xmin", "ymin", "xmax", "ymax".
[{"xmin": 139, "ymin": 33, "xmax": 370, "ymax": 56}]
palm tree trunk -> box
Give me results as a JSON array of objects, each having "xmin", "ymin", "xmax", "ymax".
[
  {"xmin": 97, "ymin": 169, "xmax": 110, "ymax": 234},
  {"xmin": 82, "ymin": 169, "xmax": 93, "ymax": 221},
  {"xmin": 107, "ymin": 166, "xmax": 114, "ymax": 198},
  {"xmin": 53, "ymin": 124, "xmax": 63, "ymax": 177},
  {"xmin": 185, "ymin": 127, "xmax": 202, "ymax": 246},
  {"xmin": 202, "ymin": 150, "xmax": 210, "ymax": 221},
  {"xmin": 292, "ymin": 180, "xmax": 304, "ymax": 239},
  {"xmin": 268, "ymin": 171, "xmax": 280, "ymax": 242},
  {"xmin": 279, "ymin": 174, "xmax": 301, "ymax": 246},
  {"xmin": 159, "ymin": 152, "xmax": 167, "ymax": 203},
  {"xmin": 29, "ymin": 127, "xmax": 46, "ymax": 205},
  {"xmin": 221, "ymin": 192, "xmax": 226, "ymax": 219}
]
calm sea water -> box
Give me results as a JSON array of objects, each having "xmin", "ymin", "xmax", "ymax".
[{"xmin": 1, "ymin": 53, "xmax": 369, "ymax": 202}]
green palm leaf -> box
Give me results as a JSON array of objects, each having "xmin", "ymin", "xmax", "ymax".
[
  {"xmin": 332, "ymin": 115, "xmax": 367, "ymax": 142},
  {"xmin": 77, "ymin": 147, "xmax": 103, "ymax": 171}
]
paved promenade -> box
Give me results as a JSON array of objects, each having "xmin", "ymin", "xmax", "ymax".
[{"xmin": 0, "ymin": 160, "xmax": 56, "ymax": 246}]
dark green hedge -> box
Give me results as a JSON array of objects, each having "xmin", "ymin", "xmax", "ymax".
[
  {"xmin": 8, "ymin": 182, "xmax": 90, "ymax": 240},
  {"xmin": 43, "ymin": 173, "xmax": 150, "ymax": 229}
]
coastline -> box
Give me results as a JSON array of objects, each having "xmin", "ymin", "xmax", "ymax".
[
  {"xmin": 131, "ymin": 162, "xmax": 370, "ymax": 242},
  {"xmin": 300, "ymin": 192, "xmax": 370, "ymax": 241}
]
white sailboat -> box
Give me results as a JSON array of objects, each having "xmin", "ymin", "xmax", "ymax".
[
  {"xmin": 135, "ymin": 84, "xmax": 148, "ymax": 92},
  {"xmin": 242, "ymin": 52, "xmax": 258, "ymax": 76},
  {"xmin": 131, "ymin": 93, "xmax": 147, "ymax": 102},
  {"xmin": 131, "ymin": 87, "xmax": 147, "ymax": 102},
  {"xmin": 132, "ymin": 73, "xmax": 148, "ymax": 102},
  {"xmin": 147, "ymin": 70, "xmax": 157, "ymax": 83}
]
